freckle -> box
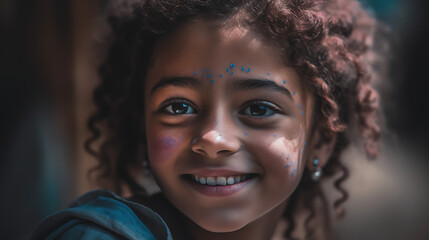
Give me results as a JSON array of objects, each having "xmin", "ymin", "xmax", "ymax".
[
  {"xmin": 241, "ymin": 67, "xmax": 245, "ymax": 71},
  {"xmin": 246, "ymin": 68, "xmax": 251, "ymax": 73},
  {"xmin": 210, "ymin": 80, "xmax": 215, "ymax": 83},
  {"xmin": 219, "ymin": 74, "xmax": 223, "ymax": 78},
  {"xmin": 283, "ymin": 80, "xmax": 286, "ymax": 84},
  {"xmin": 226, "ymin": 68, "xmax": 229, "ymax": 72}
]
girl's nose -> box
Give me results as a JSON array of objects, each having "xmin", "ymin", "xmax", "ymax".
[{"xmin": 191, "ymin": 121, "xmax": 241, "ymax": 159}]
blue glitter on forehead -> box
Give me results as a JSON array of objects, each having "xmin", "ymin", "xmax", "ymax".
[
  {"xmin": 300, "ymin": 106, "xmax": 303, "ymax": 109},
  {"xmin": 304, "ymin": 141, "xmax": 307, "ymax": 146},
  {"xmin": 246, "ymin": 68, "xmax": 251, "ymax": 73},
  {"xmin": 207, "ymin": 69, "xmax": 209, "ymax": 73},
  {"xmin": 286, "ymin": 164, "xmax": 290, "ymax": 167},
  {"xmin": 267, "ymin": 73, "xmax": 271, "ymax": 76},
  {"xmin": 226, "ymin": 68, "xmax": 229, "ymax": 72},
  {"xmin": 210, "ymin": 80, "xmax": 215, "ymax": 83},
  {"xmin": 204, "ymin": 74, "xmax": 207, "ymax": 77},
  {"xmin": 292, "ymin": 172, "xmax": 295, "ymax": 176},
  {"xmin": 283, "ymin": 80, "xmax": 286, "ymax": 84},
  {"xmin": 302, "ymin": 111, "xmax": 305, "ymax": 115},
  {"xmin": 219, "ymin": 74, "xmax": 223, "ymax": 78},
  {"xmin": 293, "ymin": 168, "xmax": 296, "ymax": 171},
  {"xmin": 273, "ymin": 134, "xmax": 277, "ymax": 137},
  {"xmin": 298, "ymin": 103, "xmax": 300, "ymax": 106},
  {"xmin": 230, "ymin": 71, "xmax": 233, "ymax": 75},
  {"xmin": 241, "ymin": 67, "xmax": 245, "ymax": 71},
  {"xmin": 292, "ymin": 92, "xmax": 296, "ymax": 95},
  {"xmin": 244, "ymin": 133, "xmax": 248, "ymax": 136},
  {"xmin": 230, "ymin": 63, "xmax": 236, "ymax": 69},
  {"xmin": 194, "ymin": 72, "xmax": 197, "ymax": 76}
]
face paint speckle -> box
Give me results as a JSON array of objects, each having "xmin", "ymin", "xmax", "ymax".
[
  {"xmin": 210, "ymin": 80, "xmax": 215, "ymax": 83},
  {"xmin": 246, "ymin": 68, "xmax": 251, "ymax": 73},
  {"xmin": 194, "ymin": 72, "xmax": 197, "ymax": 76},
  {"xmin": 226, "ymin": 68, "xmax": 229, "ymax": 72},
  {"xmin": 244, "ymin": 133, "xmax": 248, "ymax": 136},
  {"xmin": 230, "ymin": 71, "xmax": 233, "ymax": 75},
  {"xmin": 292, "ymin": 92, "xmax": 296, "ymax": 96},
  {"xmin": 219, "ymin": 74, "xmax": 223, "ymax": 78},
  {"xmin": 283, "ymin": 80, "xmax": 286, "ymax": 84},
  {"xmin": 241, "ymin": 67, "xmax": 245, "ymax": 71},
  {"xmin": 230, "ymin": 63, "xmax": 236, "ymax": 69},
  {"xmin": 267, "ymin": 73, "xmax": 270, "ymax": 76}
]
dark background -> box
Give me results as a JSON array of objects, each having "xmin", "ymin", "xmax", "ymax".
[{"xmin": 1, "ymin": 0, "xmax": 428, "ymax": 239}]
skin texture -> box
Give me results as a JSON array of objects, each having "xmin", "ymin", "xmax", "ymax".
[{"xmin": 144, "ymin": 19, "xmax": 329, "ymax": 240}]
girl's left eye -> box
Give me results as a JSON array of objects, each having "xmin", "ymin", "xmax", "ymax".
[{"xmin": 239, "ymin": 101, "xmax": 280, "ymax": 118}]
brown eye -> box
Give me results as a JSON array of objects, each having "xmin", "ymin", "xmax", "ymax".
[
  {"xmin": 239, "ymin": 101, "xmax": 279, "ymax": 118},
  {"xmin": 163, "ymin": 101, "xmax": 196, "ymax": 115}
]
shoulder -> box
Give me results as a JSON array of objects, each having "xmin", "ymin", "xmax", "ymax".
[{"xmin": 31, "ymin": 189, "xmax": 172, "ymax": 240}]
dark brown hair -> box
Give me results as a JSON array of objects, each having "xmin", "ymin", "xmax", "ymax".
[{"xmin": 86, "ymin": 0, "xmax": 384, "ymax": 239}]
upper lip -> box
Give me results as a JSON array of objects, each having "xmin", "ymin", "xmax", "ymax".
[{"xmin": 184, "ymin": 168, "xmax": 256, "ymax": 177}]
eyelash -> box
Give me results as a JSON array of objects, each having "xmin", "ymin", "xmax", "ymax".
[
  {"xmin": 239, "ymin": 100, "xmax": 281, "ymax": 118},
  {"xmin": 159, "ymin": 98, "xmax": 281, "ymax": 118},
  {"xmin": 160, "ymin": 98, "xmax": 198, "ymax": 116}
]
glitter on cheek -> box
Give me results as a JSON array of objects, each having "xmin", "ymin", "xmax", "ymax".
[{"xmin": 151, "ymin": 136, "xmax": 183, "ymax": 163}]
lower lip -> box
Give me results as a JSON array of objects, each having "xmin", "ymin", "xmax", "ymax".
[{"xmin": 185, "ymin": 176, "xmax": 257, "ymax": 197}]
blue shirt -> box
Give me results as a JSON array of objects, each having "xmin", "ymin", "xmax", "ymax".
[{"xmin": 31, "ymin": 189, "xmax": 173, "ymax": 240}]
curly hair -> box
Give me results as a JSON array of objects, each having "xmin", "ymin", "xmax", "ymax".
[{"xmin": 85, "ymin": 0, "xmax": 384, "ymax": 239}]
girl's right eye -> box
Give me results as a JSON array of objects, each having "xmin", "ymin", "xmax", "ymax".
[{"xmin": 161, "ymin": 100, "xmax": 197, "ymax": 115}]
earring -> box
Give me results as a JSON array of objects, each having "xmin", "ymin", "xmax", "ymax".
[
  {"xmin": 311, "ymin": 158, "xmax": 323, "ymax": 181},
  {"xmin": 142, "ymin": 159, "xmax": 151, "ymax": 176}
]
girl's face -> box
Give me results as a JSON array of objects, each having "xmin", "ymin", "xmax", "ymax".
[{"xmin": 144, "ymin": 19, "xmax": 315, "ymax": 232}]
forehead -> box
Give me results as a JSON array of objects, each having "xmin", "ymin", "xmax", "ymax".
[
  {"xmin": 145, "ymin": 19, "xmax": 305, "ymax": 98},
  {"xmin": 150, "ymin": 19, "xmax": 285, "ymax": 72}
]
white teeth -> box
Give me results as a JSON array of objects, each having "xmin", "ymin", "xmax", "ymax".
[
  {"xmin": 199, "ymin": 177, "xmax": 206, "ymax": 184},
  {"xmin": 190, "ymin": 174, "xmax": 253, "ymax": 186},
  {"xmin": 216, "ymin": 177, "xmax": 227, "ymax": 185},
  {"xmin": 207, "ymin": 177, "xmax": 216, "ymax": 185},
  {"xmin": 227, "ymin": 177, "xmax": 234, "ymax": 185}
]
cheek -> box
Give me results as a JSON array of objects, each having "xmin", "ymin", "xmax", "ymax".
[
  {"xmin": 148, "ymin": 135, "xmax": 184, "ymax": 164},
  {"xmin": 248, "ymin": 130, "xmax": 306, "ymax": 179}
]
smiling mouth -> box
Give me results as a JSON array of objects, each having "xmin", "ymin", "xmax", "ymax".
[{"xmin": 184, "ymin": 174, "xmax": 258, "ymax": 186}]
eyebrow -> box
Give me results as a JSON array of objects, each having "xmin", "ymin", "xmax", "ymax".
[
  {"xmin": 229, "ymin": 78, "xmax": 293, "ymax": 101},
  {"xmin": 150, "ymin": 76, "xmax": 202, "ymax": 96},
  {"xmin": 150, "ymin": 76, "xmax": 293, "ymax": 101}
]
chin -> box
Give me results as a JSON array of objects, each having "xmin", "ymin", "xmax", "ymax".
[{"xmin": 193, "ymin": 215, "xmax": 249, "ymax": 233}]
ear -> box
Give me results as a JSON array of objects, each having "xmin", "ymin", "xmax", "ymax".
[{"xmin": 306, "ymin": 129, "xmax": 337, "ymax": 169}]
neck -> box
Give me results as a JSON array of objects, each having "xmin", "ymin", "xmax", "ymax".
[{"xmin": 186, "ymin": 201, "xmax": 288, "ymax": 240}]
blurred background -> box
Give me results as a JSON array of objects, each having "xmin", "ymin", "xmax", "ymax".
[{"xmin": 0, "ymin": 0, "xmax": 428, "ymax": 239}]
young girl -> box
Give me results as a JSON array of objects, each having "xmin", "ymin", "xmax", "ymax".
[{"xmin": 32, "ymin": 0, "xmax": 383, "ymax": 239}]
